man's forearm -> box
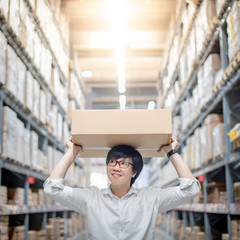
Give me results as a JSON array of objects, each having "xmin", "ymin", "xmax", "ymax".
[
  {"xmin": 49, "ymin": 147, "xmax": 79, "ymax": 179},
  {"xmin": 169, "ymin": 153, "xmax": 195, "ymax": 180}
]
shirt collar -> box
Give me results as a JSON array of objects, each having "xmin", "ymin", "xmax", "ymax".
[{"xmin": 103, "ymin": 185, "xmax": 138, "ymax": 198}]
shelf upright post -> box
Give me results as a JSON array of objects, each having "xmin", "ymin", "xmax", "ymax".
[
  {"xmin": 41, "ymin": 134, "xmax": 48, "ymax": 232},
  {"xmin": 63, "ymin": 211, "xmax": 67, "ymax": 240},
  {"xmin": 223, "ymin": 95, "xmax": 233, "ymax": 239},
  {"xmin": 24, "ymin": 174, "xmax": 29, "ymax": 240},
  {"xmin": 203, "ymin": 176, "xmax": 212, "ymax": 240}
]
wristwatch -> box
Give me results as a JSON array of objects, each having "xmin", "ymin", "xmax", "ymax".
[{"xmin": 167, "ymin": 148, "xmax": 178, "ymax": 158}]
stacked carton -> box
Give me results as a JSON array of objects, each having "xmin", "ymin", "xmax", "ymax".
[
  {"xmin": 234, "ymin": 182, "xmax": 240, "ymax": 203},
  {"xmin": 0, "ymin": 186, "xmax": 7, "ymax": 204},
  {"xmin": 0, "ymin": 216, "xmax": 8, "ymax": 240},
  {"xmin": 2, "ymin": 107, "xmax": 17, "ymax": 160},
  {"xmin": 227, "ymin": 1, "xmax": 240, "ymax": 62},
  {"xmin": 232, "ymin": 220, "xmax": 240, "ymax": 239},
  {"xmin": 212, "ymin": 123, "xmax": 225, "ymax": 159},
  {"xmin": 8, "ymin": 188, "xmax": 24, "ymax": 205},
  {"xmin": 28, "ymin": 231, "xmax": 36, "ymax": 240},
  {"xmin": 193, "ymin": 226, "xmax": 205, "ymax": 240},
  {"xmin": 8, "ymin": 226, "xmax": 25, "ymax": 240},
  {"xmin": 198, "ymin": 54, "xmax": 221, "ymax": 108},
  {"xmin": 0, "ymin": 31, "xmax": 7, "ymax": 85},
  {"xmin": 6, "ymin": 45, "xmax": 18, "ymax": 97},
  {"xmin": 202, "ymin": 114, "xmax": 223, "ymax": 164},
  {"xmin": 207, "ymin": 182, "xmax": 226, "ymax": 203}
]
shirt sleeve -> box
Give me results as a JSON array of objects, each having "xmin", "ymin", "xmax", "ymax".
[
  {"xmin": 156, "ymin": 178, "xmax": 201, "ymax": 213},
  {"xmin": 43, "ymin": 178, "xmax": 95, "ymax": 216}
]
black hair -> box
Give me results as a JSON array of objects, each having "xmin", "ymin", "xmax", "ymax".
[{"xmin": 106, "ymin": 145, "xmax": 143, "ymax": 186}]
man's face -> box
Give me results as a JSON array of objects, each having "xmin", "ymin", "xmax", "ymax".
[{"xmin": 107, "ymin": 157, "xmax": 137, "ymax": 187}]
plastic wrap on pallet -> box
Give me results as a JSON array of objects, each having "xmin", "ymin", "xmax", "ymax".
[
  {"xmin": 25, "ymin": 15, "xmax": 35, "ymax": 59},
  {"xmin": 2, "ymin": 107, "xmax": 17, "ymax": 160},
  {"xmin": 213, "ymin": 123, "xmax": 225, "ymax": 159},
  {"xmin": 6, "ymin": 45, "xmax": 18, "ymax": 96},
  {"xmin": 33, "ymin": 78, "xmax": 40, "ymax": 119},
  {"xmin": 16, "ymin": 118, "xmax": 25, "ymax": 164},
  {"xmin": 40, "ymin": 89, "xmax": 46, "ymax": 124},
  {"xmin": 0, "ymin": 0, "xmax": 9, "ymax": 18},
  {"xmin": 204, "ymin": 114, "xmax": 223, "ymax": 163},
  {"xmin": 0, "ymin": 31, "xmax": 7, "ymax": 85},
  {"xmin": 25, "ymin": 71, "xmax": 34, "ymax": 112},
  {"xmin": 9, "ymin": 0, "xmax": 20, "ymax": 36},
  {"xmin": 17, "ymin": 56, "xmax": 26, "ymax": 105}
]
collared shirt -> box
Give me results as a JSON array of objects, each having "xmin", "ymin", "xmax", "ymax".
[{"xmin": 43, "ymin": 178, "xmax": 200, "ymax": 240}]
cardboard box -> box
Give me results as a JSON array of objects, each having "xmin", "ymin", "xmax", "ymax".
[{"xmin": 71, "ymin": 109, "xmax": 172, "ymax": 158}]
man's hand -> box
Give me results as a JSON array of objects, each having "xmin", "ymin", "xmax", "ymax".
[
  {"xmin": 65, "ymin": 136, "xmax": 82, "ymax": 154},
  {"xmin": 158, "ymin": 137, "xmax": 178, "ymax": 155}
]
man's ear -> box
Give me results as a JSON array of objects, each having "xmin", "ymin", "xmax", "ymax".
[{"xmin": 132, "ymin": 171, "xmax": 137, "ymax": 178}]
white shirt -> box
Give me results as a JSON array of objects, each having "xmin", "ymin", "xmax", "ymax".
[{"xmin": 43, "ymin": 178, "xmax": 200, "ymax": 240}]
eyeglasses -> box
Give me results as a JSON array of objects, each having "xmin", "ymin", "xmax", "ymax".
[{"xmin": 107, "ymin": 159, "xmax": 133, "ymax": 169}]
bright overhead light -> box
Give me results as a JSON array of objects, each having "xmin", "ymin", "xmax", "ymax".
[
  {"xmin": 81, "ymin": 70, "xmax": 93, "ymax": 78},
  {"xmin": 148, "ymin": 101, "xmax": 155, "ymax": 109},
  {"xmin": 110, "ymin": 0, "xmax": 126, "ymax": 95},
  {"xmin": 119, "ymin": 95, "xmax": 126, "ymax": 109}
]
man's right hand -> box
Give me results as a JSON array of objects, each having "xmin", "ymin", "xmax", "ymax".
[{"xmin": 65, "ymin": 136, "xmax": 82, "ymax": 154}]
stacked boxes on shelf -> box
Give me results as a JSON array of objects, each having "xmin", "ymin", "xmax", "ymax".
[
  {"xmin": 7, "ymin": 188, "xmax": 25, "ymax": 205},
  {"xmin": 8, "ymin": 225, "xmax": 25, "ymax": 240},
  {"xmin": 234, "ymin": 182, "xmax": 240, "ymax": 202},
  {"xmin": 231, "ymin": 219, "xmax": 240, "ymax": 239},
  {"xmin": 173, "ymin": 113, "xmax": 225, "ymax": 170},
  {"xmin": 227, "ymin": 1, "xmax": 240, "ymax": 62},
  {"xmin": 0, "ymin": 216, "xmax": 8, "ymax": 240},
  {"xmin": 207, "ymin": 182, "xmax": 226, "ymax": 203}
]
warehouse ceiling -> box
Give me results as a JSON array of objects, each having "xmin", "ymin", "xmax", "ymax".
[{"xmin": 61, "ymin": 0, "xmax": 176, "ymax": 109}]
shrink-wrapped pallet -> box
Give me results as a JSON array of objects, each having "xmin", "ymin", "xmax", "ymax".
[
  {"xmin": 6, "ymin": 45, "xmax": 18, "ymax": 96},
  {"xmin": 0, "ymin": 31, "xmax": 7, "ymax": 85},
  {"xmin": 16, "ymin": 57, "xmax": 26, "ymax": 105},
  {"xmin": 212, "ymin": 123, "xmax": 225, "ymax": 159},
  {"xmin": 25, "ymin": 71, "xmax": 34, "ymax": 112}
]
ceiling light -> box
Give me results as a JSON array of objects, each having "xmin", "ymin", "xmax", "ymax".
[
  {"xmin": 81, "ymin": 70, "xmax": 93, "ymax": 78},
  {"xmin": 119, "ymin": 95, "xmax": 126, "ymax": 109},
  {"xmin": 148, "ymin": 101, "xmax": 155, "ymax": 109}
]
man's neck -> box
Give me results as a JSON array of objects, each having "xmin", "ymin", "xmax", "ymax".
[{"xmin": 110, "ymin": 184, "xmax": 131, "ymax": 198}]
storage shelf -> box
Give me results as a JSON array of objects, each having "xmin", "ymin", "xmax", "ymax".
[
  {"xmin": 1, "ymin": 88, "xmax": 65, "ymax": 153},
  {"xmin": 0, "ymin": 203, "xmax": 69, "ymax": 215},
  {"xmin": 0, "ymin": 10, "xmax": 70, "ymax": 126},
  {"xmin": 176, "ymin": 203, "xmax": 240, "ymax": 215},
  {"xmin": 161, "ymin": 0, "xmax": 234, "ymax": 111},
  {"xmin": 0, "ymin": 156, "xmax": 48, "ymax": 181},
  {"xmin": 178, "ymin": 67, "xmax": 240, "ymax": 146},
  {"xmin": 160, "ymin": 0, "xmax": 203, "ymax": 102},
  {"xmin": 172, "ymin": 0, "xmax": 234, "ymax": 115},
  {"xmin": 161, "ymin": 152, "xmax": 240, "ymax": 188},
  {"xmin": 23, "ymin": 0, "xmax": 68, "ymax": 86}
]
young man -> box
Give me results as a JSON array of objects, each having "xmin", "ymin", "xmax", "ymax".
[{"xmin": 44, "ymin": 137, "xmax": 200, "ymax": 240}]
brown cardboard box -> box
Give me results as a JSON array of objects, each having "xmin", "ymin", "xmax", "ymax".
[{"xmin": 71, "ymin": 109, "xmax": 172, "ymax": 158}]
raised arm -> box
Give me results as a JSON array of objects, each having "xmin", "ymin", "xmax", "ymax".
[
  {"xmin": 49, "ymin": 137, "xmax": 82, "ymax": 179},
  {"xmin": 159, "ymin": 137, "xmax": 195, "ymax": 180}
]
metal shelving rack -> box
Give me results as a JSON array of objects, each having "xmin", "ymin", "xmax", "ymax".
[
  {"xmin": 0, "ymin": 1, "xmax": 86, "ymax": 239},
  {"xmin": 158, "ymin": 0, "xmax": 240, "ymax": 239}
]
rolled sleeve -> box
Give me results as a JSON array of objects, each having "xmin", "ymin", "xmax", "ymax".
[
  {"xmin": 43, "ymin": 178, "xmax": 93, "ymax": 216},
  {"xmin": 157, "ymin": 178, "xmax": 201, "ymax": 213}
]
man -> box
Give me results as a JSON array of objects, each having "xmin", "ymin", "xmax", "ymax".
[{"xmin": 44, "ymin": 137, "xmax": 200, "ymax": 240}]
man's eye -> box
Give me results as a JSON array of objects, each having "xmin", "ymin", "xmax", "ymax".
[
  {"xmin": 110, "ymin": 160, "xmax": 115, "ymax": 163},
  {"xmin": 120, "ymin": 162, "xmax": 127, "ymax": 165}
]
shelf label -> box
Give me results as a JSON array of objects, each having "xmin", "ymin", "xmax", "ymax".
[{"xmin": 198, "ymin": 175, "xmax": 205, "ymax": 182}]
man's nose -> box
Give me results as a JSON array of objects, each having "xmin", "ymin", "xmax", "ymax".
[{"xmin": 113, "ymin": 162, "xmax": 121, "ymax": 169}]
